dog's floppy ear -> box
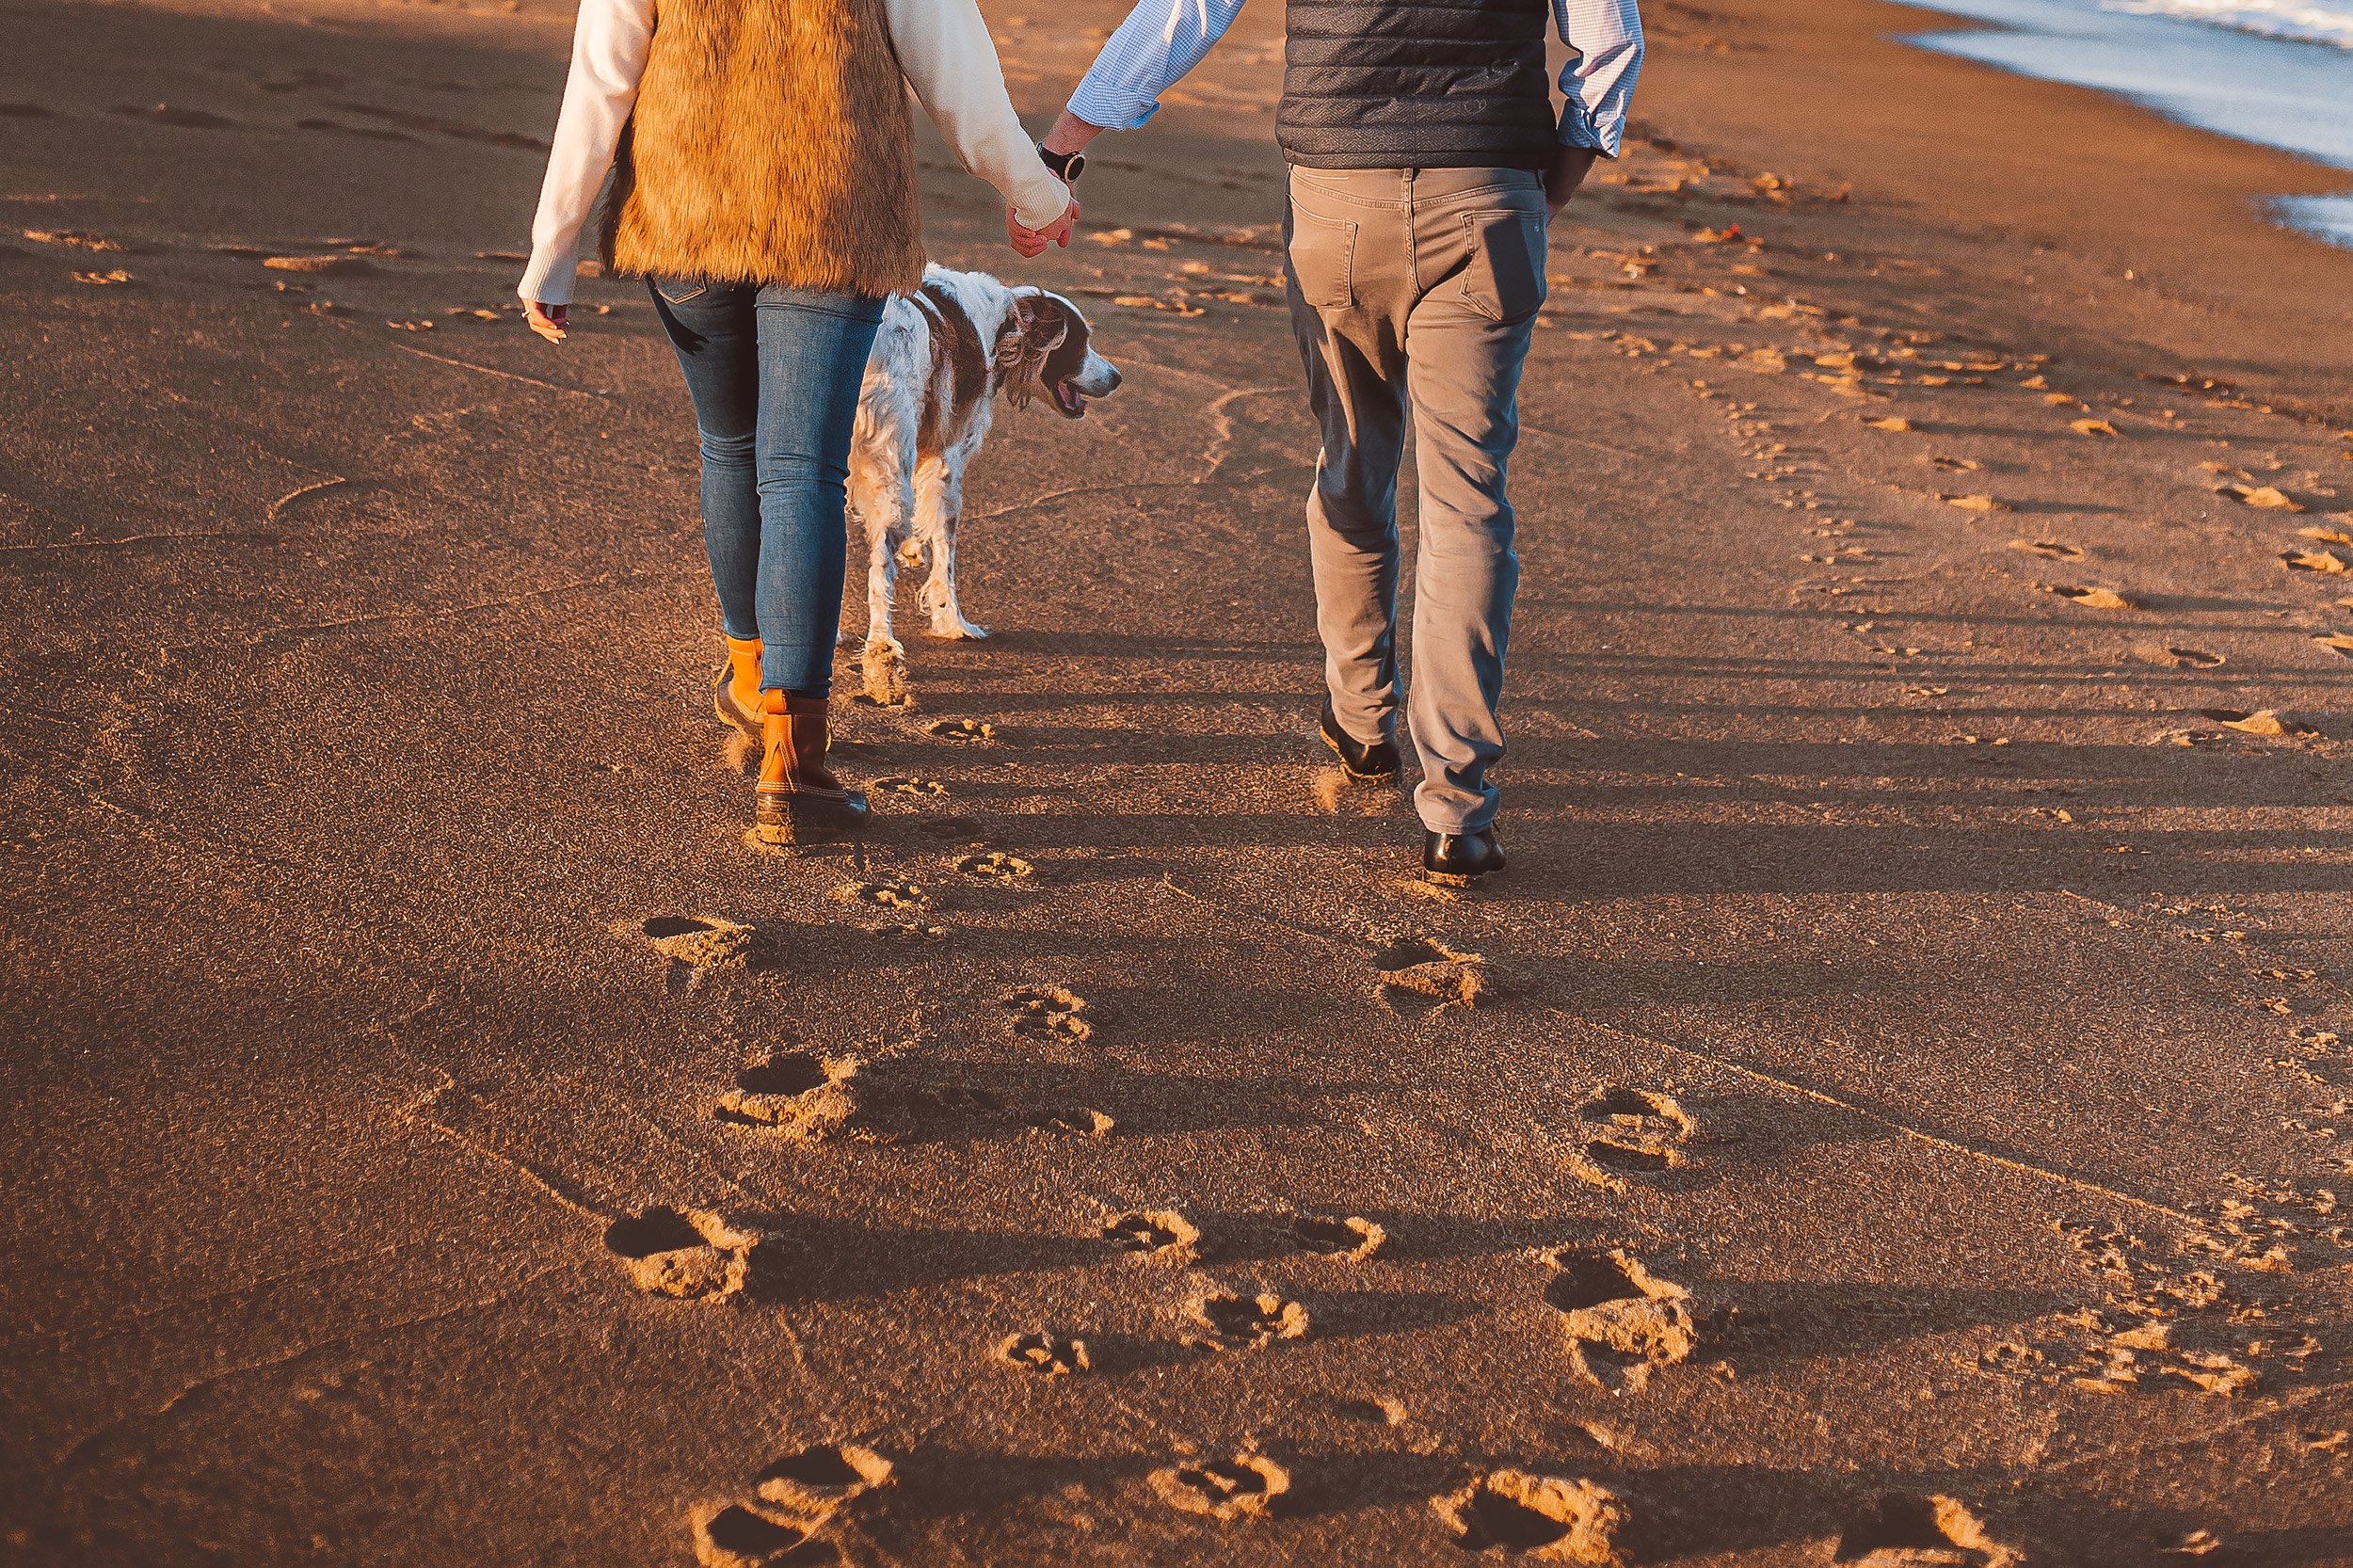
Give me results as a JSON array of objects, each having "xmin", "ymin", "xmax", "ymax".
[{"xmin": 994, "ymin": 294, "xmax": 1069, "ymax": 408}]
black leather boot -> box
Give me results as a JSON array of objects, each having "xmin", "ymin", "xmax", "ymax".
[
  {"xmin": 1318, "ymin": 696, "xmax": 1399, "ymax": 780},
  {"xmin": 1422, "ymin": 826, "xmax": 1506, "ymax": 886}
]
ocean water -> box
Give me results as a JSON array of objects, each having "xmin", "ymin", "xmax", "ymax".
[{"xmin": 1884, "ymin": 0, "xmax": 2353, "ymax": 249}]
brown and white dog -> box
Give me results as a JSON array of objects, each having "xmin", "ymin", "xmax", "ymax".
[{"xmin": 847, "ymin": 264, "xmax": 1121, "ymax": 705}]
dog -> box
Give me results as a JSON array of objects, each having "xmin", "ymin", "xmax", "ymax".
[{"xmin": 847, "ymin": 264, "xmax": 1121, "ymax": 705}]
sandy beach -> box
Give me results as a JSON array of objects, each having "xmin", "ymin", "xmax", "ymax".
[{"xmin": 6, "ymin": 0, "xmax": 2353, "ymax": 1561}]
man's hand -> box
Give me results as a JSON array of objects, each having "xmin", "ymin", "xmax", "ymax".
[
  {"xmin": 1007, "ymin": 199, "xmax": 1080, "ymax": 259},
  {"xmin": 523, "ymin": 300, "xmax": 568, "ymax": 344},
  {"xmin": 1544, "ymin": 145, "xmax": 1601, "ymax": 216}
]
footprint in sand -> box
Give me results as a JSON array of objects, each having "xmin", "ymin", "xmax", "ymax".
[
  {"xmin": 634, "ymin": 915, "xmax": 757, "ymax": 969},
  {"xmin": 1150, "ymin": 1452, "xmax": 1291, "ymax": 1520},
  {"xmin": 1103, "ymin": 1208, "xmax": 1201, "ymax": 1263},
  {"xmin": 1433, "ymin": 1471, "xmax": 1630, "ymax": 1564},
  {"xmin": 997, "ymin": 1331, "xmax": 1091, "ymax": 1375},
  {"xmin": 690, "ymin": 1503, "xmax": 814, "ymax": 1568},
  {"xmin": 2006, "ymin": 538, "xmax": 2082, "ymax": 561},
  {"xmin": 1024, "ymin": 1102, "xmax": 1116, "ymax": 1138},
  {"xmin": 1542, "ymin": 1247, "xmax": 1696, "ymax": 1395},
  {"xmin": 1833, "ymin": 1495, "xmax": 2020, "ymax": 1568},
  {"xmin": 604, "ymin": 1206, "xmax": 762, "ymax": 1302},
  {"xmin": 2312, "ymin": 632, "xmax": 2353, "ymax": 659},
  {"xmin": 1574, "ymin": 1087, "xmax": 1697, "ymax": 1181},
  {"xmin": 2133, "ymin": 646, "xmax": 2225, "ymax": 668},
  {"xmin": 261, "ymin": 253, "xmax": 377, "ymax": 276},
  {"xmin": 753, "ymin": 1445, "xmax": 895, "ymax": 1517},
  {"xmin": 955, "ymin": 850, "xmax": 1033, "ymax": 881},
  {"xmin": 836, "ymin": 877, "xmax": 929, "ymax": 909},
  {"xmin": 1187, "ymin": 1288, "xmax": 1311, "ymax": 1350},
  {"xmin": 2037, "ymin": 583, "xmax": 2137, "ymax": 611},
  {"xmin": 692, "ymin": 1445, "xmax": 896, "ymax": 1568},
  {"xmin": 712, "ymin": 1052, "xmax": 858, "ymax": 1141},
  {"xmin": 927, "ymin": 717, "xmax": 996, "ymax": 743},
  {"xmin": 1004, "ymin": 985, "xmax": 1091, "ymax": 1041},
  {"xmin": 873, "ymin": 775, "xmax": 947, "ymax": 797},
  {"xmin": 1373, "ymin": 936, "xmax": 1489, "ymax": 1009},
  {"xmin": 1290, "ymin": 1213, "xmax": 1386, "ymax": 1261},
  {"xmin": 2201, "ymin": 708, "xmax": 2319, "ymax": 738},
  {"xmin": 23, "ymin": 229, "xmax": 129, "ymax": 252}
]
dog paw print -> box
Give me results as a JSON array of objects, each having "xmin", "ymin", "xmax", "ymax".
[
  {"xmin": 1432, "ymin": 1470, "xmax": 1630, "ymax": 1562},
  {"xmin": 1188, "ymin": 1288, "xmax": 1310, "ymax": 1351},
  {"xmin": 1372, "ymin": 935, "xmax": 1488, "ymax": 1009},
  {"xmin": 635, "ymin": 915, "xmax": 756, "ymax": 969},
  {"xmin": 873, "ymin": 775, "xmax": 947, "ymax": 797},
  {"xmin": 690, "ymin": 1444, "xmax": 896, "ymax": 1568},
  {"xmin": 1290, "ymin": 1213, "xmax": 1386, "ymax": 1262},
  {"xmin": 712, "ymin": 1052, "xmax": 859, "ymax": 1142},
  {"xmin": 955, "ymin": 850, "xmax": 1033, "ymax": 881},
  {"xmin": 1004, "ymin": 985, "xmax": 1091, "ymax": 1041},
  {"xmin": 837, "ymin": 877, "xmax": 929, "ymax": 909},
  {"xmin": 1151, "ymin": 1452, "xmax": 1290, "ymax": 1520},
  {"xmin": 997, "ymin": 1331, "xmax": 1091, "ymax": 1376},
  {"xmin": 927, "ymin": 717, "xmax": 995, "ymax": 743},
  {"xmin": 1103, "ymin": 1208, "xmax": 1201, "ymax": 1263},
  {"xmin": 1575, "ymin": 1087, "xmax": 1696, "ymax": 1180},
  {"xmin": 1542, "ymin": 1247, "xmax": 1696, "ymax": 1395},
  {"xmin": 604, "ymin": 1207, "xmax": 763, "ymax": 1302}
]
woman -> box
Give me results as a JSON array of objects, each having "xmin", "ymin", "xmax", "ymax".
[{"xmin": 518, "ymin": 0, "xmax": 1076, "ymax": 840}]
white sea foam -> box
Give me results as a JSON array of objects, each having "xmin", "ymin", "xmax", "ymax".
[{"xmin": 2106, "ymin": 0, "xmax": 2353, "ymax": 49}]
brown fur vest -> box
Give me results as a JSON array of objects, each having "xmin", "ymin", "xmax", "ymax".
[{"xmin": 600, "ymin": 0, "xmax": 925, "ymax": 297}]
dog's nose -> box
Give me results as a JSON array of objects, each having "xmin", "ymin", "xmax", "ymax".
[{"xmin": 1102, "ymin": 364, "xmax": 1122, "ymax": 392}]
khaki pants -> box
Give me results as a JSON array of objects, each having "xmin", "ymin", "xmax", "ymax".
[{"xmin": 1283, "ymin": 165, "xmax": 1548, "ymax": 834}]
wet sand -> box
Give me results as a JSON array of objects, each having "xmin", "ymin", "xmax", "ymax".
[{"xmin": 5, "ymin": 0, "xmax": 2353, "ymax": 1562}]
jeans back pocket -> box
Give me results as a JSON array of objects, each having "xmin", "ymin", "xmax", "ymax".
[
  {"xmin": 1460, "ymin": 210, "xmax": 1547, "ymax": 323},
  {"xmin": 1289, "ymin": 206, "xmax": 1357, "ymax": 312},
  {"xmin": 653, "ymin": 278, "xmax": 709, "ymax": 307}
]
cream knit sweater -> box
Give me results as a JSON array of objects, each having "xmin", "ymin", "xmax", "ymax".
[{"xmin": 520, "ymin": 0, "xmax": 1069, "ymax": 305}]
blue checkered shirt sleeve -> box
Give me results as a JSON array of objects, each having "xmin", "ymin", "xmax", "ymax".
[{"xmin": 1064, "ymin": 0, "xmax": 1643, "ymax": 156}]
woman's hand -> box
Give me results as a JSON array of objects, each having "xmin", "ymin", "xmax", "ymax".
[
  {"xmin": 524, "ymin": 300, "xmax": 568, "ymax": 344},
  {"xmin": 1006, "ymin": 199, "xmax": 1079, "ymax": 260}
]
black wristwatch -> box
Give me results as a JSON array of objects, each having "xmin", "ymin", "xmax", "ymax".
[{"xmin": 1037, "ymin": 144, "xmax": 1085, "ymax": 184}]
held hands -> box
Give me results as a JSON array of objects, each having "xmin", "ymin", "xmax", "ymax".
[
  {"xmin": 1006, "ymin": 198, "xmax": 1080, "ymax": 259},
  {"xmin": 523, "ymin": 300, "xmax": 568, "ymax": 344}
]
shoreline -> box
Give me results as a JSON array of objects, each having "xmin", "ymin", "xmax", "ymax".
[
  {"xmin": 1561, "ymin": 0, "xmax": 2353, "ymax": 416},
  {"xmin": 1881, "ymin": 0, "xmax": 2353, "ymax": 252}
]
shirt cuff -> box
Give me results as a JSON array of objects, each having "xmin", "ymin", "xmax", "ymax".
[
  {"xmin": 1557, "ymin": 100, "xmax": 1618, "ymax": 156},
  {"xmin": 1066, "ymin": 80, "xmax": 1157, "ymax": 134},
  {"xmin": 519, "ymin": 247, "xmax": 577, "ymax": 307}
]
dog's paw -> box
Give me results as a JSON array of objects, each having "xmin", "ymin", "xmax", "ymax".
[
  {"xmin": 858, "ymin": 641, "xmax": 913, "ymax": 708},
  {"xmin": 927, "ymin": 614, "xmax": 989, "ymax": 642}
]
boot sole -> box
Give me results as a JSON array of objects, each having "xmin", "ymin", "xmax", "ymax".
[
  {"xmin": 755, "ymin": 790, "xmax": 871, "ymax": 844},
  {"xmin": 1420, "ymin": 864, "xmax": 1505, "ymax": 887},
  {"xmin": 713, "ymin": 666, "xmax": 760, "ymax": 739},
  {"xmin": 1318, "ymin": 724, "xmax": 1398, "ymax": 783}
]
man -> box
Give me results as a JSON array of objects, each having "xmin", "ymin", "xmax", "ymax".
[{"xmin": 1028, "ymin": 0, "xmax": 1641, "ymax": 884}]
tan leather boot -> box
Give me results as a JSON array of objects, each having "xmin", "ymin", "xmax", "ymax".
[
  {"xmin": 755, "ymin": 690, "xmax": 869, "ymax": 841},
  {"xmin": 714, "ymin": 635, "xmax": 762, "ymax": 738}
]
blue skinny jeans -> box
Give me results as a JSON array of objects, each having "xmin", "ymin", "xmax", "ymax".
[{"xmin": 648, "ymin": 279, "xmax": 886, "ymax": 697}]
